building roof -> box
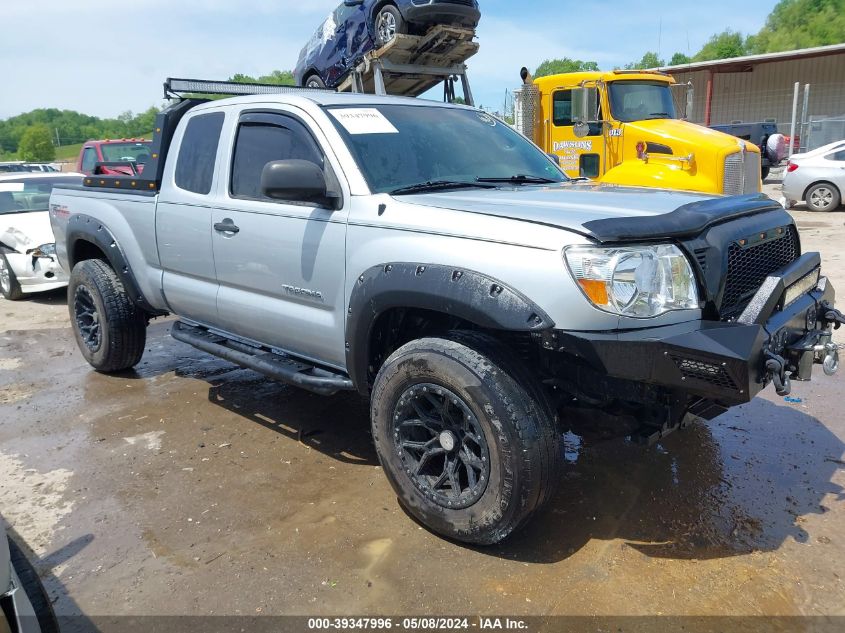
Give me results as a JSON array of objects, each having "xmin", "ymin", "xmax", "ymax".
[{"xmin": 660, "ymin": 43, "xmax": 845, "ymax": 74}]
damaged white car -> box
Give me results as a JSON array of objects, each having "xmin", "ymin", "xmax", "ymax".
[{"xmin": 0, "ymin": 173, "xmax": 81, "ymax": 300}]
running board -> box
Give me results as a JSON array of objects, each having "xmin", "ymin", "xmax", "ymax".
[{"xmin": 171, "ymin": 321, "xmax": 355, "ymax": 396}]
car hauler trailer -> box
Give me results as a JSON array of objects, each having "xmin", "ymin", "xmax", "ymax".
[{"xmin": 336, "ymin": 24, "xmax": 478, "ymax": 105}]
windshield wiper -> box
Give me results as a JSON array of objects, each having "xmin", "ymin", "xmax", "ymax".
[
  {"xmin": 646, "ymin": 112, "xmax": 671, "ymax": 119},
  {"xmin": 476, "ymin": 175, "xmax": 560, "ymax": 185},
  {"xmin": 389, "ymin": 180, "xmax": 497, "ymax": 195}
]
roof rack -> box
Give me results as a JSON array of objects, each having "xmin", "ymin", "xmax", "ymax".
[{"xmin": 163, "ymin": 77, "xmax": 330, "ymax": 100}]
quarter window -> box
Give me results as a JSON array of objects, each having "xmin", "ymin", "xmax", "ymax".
[
  {"xmin": 825, "ymin": 149, "xmax": 845, "ymax": 161},
  {"xmin": 174, "ymin": 112, "xmax": 225, "ymax": 195},
  {"xmin": 230, "ymin": 114, "xmax": 324, "ymax": 201}
]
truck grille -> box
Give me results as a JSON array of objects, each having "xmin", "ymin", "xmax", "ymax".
[
  {"xmin": 723, "ymin": 150, "xmax": 761, "ymax": 195},
  {"xmin": 721, "ymin": 226, "xmax": 800, "ymax": 318}
]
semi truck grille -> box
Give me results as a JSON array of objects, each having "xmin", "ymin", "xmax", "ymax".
[
  {"xmin": 723, "ymin": 150, "xmax": 761, "ymax": 195},
  {"xmin": 671, "ymin": 355, "xmax": 738, "ymax": 390},
  {"xmin": 720, "ymin": 226, "xmax": 800, "ymax": 317}
]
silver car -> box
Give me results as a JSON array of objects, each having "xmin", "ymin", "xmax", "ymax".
[
  {"xmin": 782, "ymin": 140, "xmax": 845, "ymax": 212},
  {"xmin": 1, "ymin": 532, "xmax": 53, "ymax": 633}
]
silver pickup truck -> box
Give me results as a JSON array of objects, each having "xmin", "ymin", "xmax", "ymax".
[{"xmin": 49, "ymin": 80, "xmax": 843, "ymax": 545}]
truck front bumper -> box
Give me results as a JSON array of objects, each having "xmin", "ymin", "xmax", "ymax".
[{"xmin": 545, "ymin": 253, "xmax": 838, "ymax": 406}]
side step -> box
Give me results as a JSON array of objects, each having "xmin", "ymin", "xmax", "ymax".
[{"xmin": 171, "ymin": 321, "xmax": 355, "ymax": 396}]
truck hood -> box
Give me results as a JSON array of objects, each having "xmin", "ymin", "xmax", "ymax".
[
  {"xmin": 398, "ymin": 183, "xmax": 784, "ymax": 242},
  {"xmin": 623, "ymin": 118, "xmax": 749, "ymax": 153},
  {"xmin": 0, "ymin": 211, "xmax": 57, "ymax": 252}
]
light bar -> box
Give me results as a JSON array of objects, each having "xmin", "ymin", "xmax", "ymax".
[{"xmin": 164, "ymin": 78, "xmax": 329, "ymax": 98}]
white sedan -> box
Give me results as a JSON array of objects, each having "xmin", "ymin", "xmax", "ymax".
[
  {"xmin": 782, "ymin": 140, "xmax": 845, "ymax": 212},
  {"xmin": 0, "ymin": 172, "xmax": 82, "ymax": 300}
]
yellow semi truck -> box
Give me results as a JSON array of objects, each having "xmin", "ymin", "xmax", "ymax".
[{"xmin": 517, "ymin": 68, "xmax": 762, "ymax": 195}]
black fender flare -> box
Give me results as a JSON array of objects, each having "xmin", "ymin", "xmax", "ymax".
[
  {"xmin": 66, "ymin": 214, "xmax": 167, "ymax": 316},
  {"xmin": 345, "ymin": 263, "xmax": 555, "ymax": 394}
]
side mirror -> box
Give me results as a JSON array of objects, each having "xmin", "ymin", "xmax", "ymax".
[
  {"xmin": 547, "ymin": 153, "xmax": 561, "ymax": 166},
  {"xmin": 260, "ymin": 160, "xmax": 341, "ymax": 209},
  {"xmin": 571, "ymin": 86, "xmax": 599, "ymax": 125}
]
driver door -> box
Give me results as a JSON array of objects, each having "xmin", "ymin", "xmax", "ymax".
[{"xmin": 548, "ymin": 89, "xmax": 606, "ymax": 180}]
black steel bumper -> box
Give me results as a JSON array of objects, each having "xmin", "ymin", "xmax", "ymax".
[{"xmin": 545, "ymin": 253, "xmax": 838, "ymax": 406}]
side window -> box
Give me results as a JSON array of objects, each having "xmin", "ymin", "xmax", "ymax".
[
  {"xmin": 552, "ymin": 91, "xmax": 573, "ymax": 127},
  {"xmin": 230, "ymin": 114, "xmax": 325, "ymax": 201},
  {"xmin": 174, "ymin": 112, "xmax": 225, "ymax": 195},
  {"xmin": 81, "ymin": 147, "xmax": 97, "ymax": 172},
  {"xmin": 552, "ymin": 90, "xmax": 602, "ymax": 135}
]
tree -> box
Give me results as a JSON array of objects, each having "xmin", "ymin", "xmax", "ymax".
[
  {"xmin": 669, "ymin": 52, "xmax": 692, "ymax": 66},
  {"xmin": 17, "ymin": 125, "xmax": 55, "ymax": 161},
  {"xmin": 534, "ymin": 58, "xmax": 600, "ymax": 78},
  {"xmin": 624, "ymin": 51, "xmax": 665, "ymax": 70},
  {"xmin": 693, "ymin": 29, "xmax": 747, "ymax": 61},
  {"xmin": 747, "ymin": 0, "xmax": 845, "ymax": 53}
]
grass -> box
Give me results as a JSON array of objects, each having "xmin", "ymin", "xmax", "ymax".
[{"xmin": 54, "ymin": 142, "xmax": 85, "ymax": 161}]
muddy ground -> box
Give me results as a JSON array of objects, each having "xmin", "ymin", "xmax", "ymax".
[{"xmin": 1, "ymin": 178, "xmax": 844, "ymax": 626}]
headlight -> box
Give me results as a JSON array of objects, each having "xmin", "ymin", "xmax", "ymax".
[
  {"xmin": 27, "ymin": 243, "xmax": 56, "ymax": 258},
  {"xmin": 564, "ymin": 244, "xmax": 699, "ymax": 317}
]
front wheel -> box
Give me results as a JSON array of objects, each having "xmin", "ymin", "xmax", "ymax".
[
  {"xmin": 305, "ymin": 74, "xmax": 326, "ymax": 89},
  {"xmin": 371, "ymin": 333, "xmax": 560, "ymax": 545},
  {"xmin": 806, "ymin": 182, "xmax": 841, "ymax": 212},
  {"xmin": 0, "ymin": 253, "xmax": 24, "ymax": 301},
  {"xmin": 375, "ymin": 5, "xmax": 406, "ymax": 46},
  {"xmin": 68, "ymin": 259, "xmax": 147, "ymax": 372}
]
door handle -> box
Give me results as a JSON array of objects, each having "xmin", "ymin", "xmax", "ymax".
[{"xmin": 214, "ymin": 219, "xmax": 240, "ymax": 234}]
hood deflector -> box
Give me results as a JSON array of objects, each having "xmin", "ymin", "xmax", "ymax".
[{"xmin": 581, "ymin": 194, "xmax": 785, "ymax": 243}]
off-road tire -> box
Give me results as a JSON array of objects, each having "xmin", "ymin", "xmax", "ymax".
[
  {"xmin": 371, "ymin": 332, "xmax": 561, "ymax": 545},
  {"xmin": 68, "ymin": 259, "xmax": 146, "ymax": 372},
  {"xmin": 805, "ymin": 182, "xmax": 841, "ymax": 212},
  {"xmin": 375, "ymin": 5, "xmax": 406, "ymax": 46},
  {"xmin": 0, "ymin": 253, "xmax": 24, "ymax": 301},
  {"xmin": 305, "ymin": 74, "xmax": 326, "ymax": 89},
  {"xmin": 8, "ymin": 536, "xmax": 60, "ymax": 633}
]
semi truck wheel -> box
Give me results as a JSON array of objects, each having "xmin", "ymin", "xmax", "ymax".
[
  {"xmin": 806, "ymin": 183, "xmax": 841, "ymax": 212},
  {"xmin": 68, "ymin": 259, "xmax": 147, "ymax": 372},
  {"xmin": 375, "ymin": 5, "xmax": 405, "ymax": 46},
  {"xmin": 370, "ymin": 332, "xmax": 560, "ymax": 545},
  {"xmin": 0, "ymin": 253, "xmax": 24, "ymax": 301}
]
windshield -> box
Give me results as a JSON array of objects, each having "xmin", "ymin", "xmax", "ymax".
[
  {"xmin": 0, "ymin": 176, "xmax": 82, "ymax": 214},
  {"xmin": 100, "ymin": 142, "xmax": 152, "ymax": 163},
  {"xmin": 326, "ymin": 105, "xmax": 566, "ymax": 194},
  {"xmin": 608, "ymin": 81, "xmax": 677, "ymax": 123}
]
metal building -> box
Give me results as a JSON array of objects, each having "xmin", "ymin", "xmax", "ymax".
[{"xmin": 663, "ymin": 43, "xmax": 845, "ymax": 149}]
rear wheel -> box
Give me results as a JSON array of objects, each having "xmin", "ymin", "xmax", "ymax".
[
  {"xmin": 371, "ymin": 332, "xmax": 560, "ymax": 545},
  {"xmin": 68, "ymin": 259, "xmax": 147, "ymax": 372},
  {"xmin": 0, "ymin": 253, "xmax": 24, "ymax": 301},
  {"xmin": 305, "ymin": 74, "xmax": 326, "ymax": 89},
  {"xmin": 806, "ymin": 182, "xmax": 841, "ymax": 212},
  {"xmin": 375, "ymin": 5, "xmax": 405, "ymax": 46}
]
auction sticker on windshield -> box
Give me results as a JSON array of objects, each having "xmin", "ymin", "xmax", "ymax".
[{"xmin": 329, "ymin": 108, "xmax": 399, "ymax": 135}]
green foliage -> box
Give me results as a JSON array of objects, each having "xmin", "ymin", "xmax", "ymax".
[
  {"xmin": 747, "ymin": 0, "xmax": 845, "ymax": 53},
  {"xmin": 0, "ymin": 106, "xmax": 160, "ymax": 157},
  {"xmin": 669, "ymin": 52, "xmax": 692, "ymax": 66},
  {"xmin": 624, "ymin": 51, "xmax": 665, "ymax": 70},
  {"xmin": 693, "ymin": 29, "xmax": 747, "ymax": 61},
  {"xmin": 18, "ymin": 125, "xmax": 55, "ymax": 161},
  {"xmin": 534, "ymin": 58, "xmax": 600, "ymax": 78}
]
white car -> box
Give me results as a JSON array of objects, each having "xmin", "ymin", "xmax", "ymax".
[
  {"xmin": 782, "ymin": 140, "xmax": 845, "ymax": 212},
  {"xmin": 0, "ymin": 172, "xmax": 81, "ymax": 300}
]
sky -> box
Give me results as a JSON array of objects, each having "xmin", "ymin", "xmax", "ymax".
[{"xmin": 0, "ymin": 0, "xmax": 777, "ymax": 120}]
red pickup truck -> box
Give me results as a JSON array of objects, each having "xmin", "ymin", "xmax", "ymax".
[{"xmin": 76, "ymin": 139, "xmax": 152, "ymax": 176}]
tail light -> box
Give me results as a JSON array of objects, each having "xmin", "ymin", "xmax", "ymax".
[{"xmin": 787, "ymin": 162, "xmax": 799, "ymax": 173}]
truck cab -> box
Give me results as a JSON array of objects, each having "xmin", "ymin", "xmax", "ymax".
[{"xmin": 518, "ymin": 69, "xmax": 763, "ymax": 196}]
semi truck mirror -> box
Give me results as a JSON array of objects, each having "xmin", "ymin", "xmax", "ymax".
[
  {"xmin": 573, "ymin": 122, "xmax": 591, "ymax": 138},
  {"xmin": 686, "ymin": 84, "xmax": 694, "ymax": 120},
  {"xmin": 571, "ymin": 87, "xmax": 599, "ymax": 125}
]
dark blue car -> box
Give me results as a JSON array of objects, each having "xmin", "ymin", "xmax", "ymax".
[{"xmin": 294, "ymin": 0, "xmax": 481, "ymax": 89}]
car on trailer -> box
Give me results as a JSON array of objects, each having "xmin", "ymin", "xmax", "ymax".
[
  {"xmin": 49, "ymin": 78, "xmax": 843, "ymax": 545},
  {"xmin": 295, "ymin": 0, "xmax": 481, "ymax": 89}
]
